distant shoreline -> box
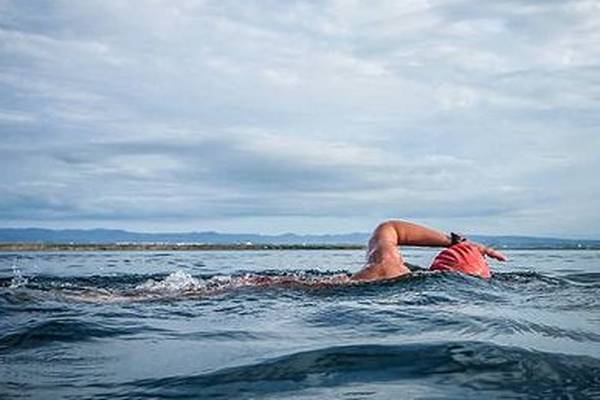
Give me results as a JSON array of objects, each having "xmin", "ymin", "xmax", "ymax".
[
  {"xmin": 1, "ymin": 243, "xmax": 599, "ymax": 252},
  {"xmin": 0, "ymin": 243, "xmax": 366, "ymax": 252}
]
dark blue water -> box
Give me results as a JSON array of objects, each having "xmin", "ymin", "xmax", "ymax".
[{"xmin": 1, "ymin": 249, "xmax": 599, "ymax": 399}]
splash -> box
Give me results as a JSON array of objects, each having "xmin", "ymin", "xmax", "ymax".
[
  {"xmin": 55, "ymin": 270, "xmax": 353, "ymax": 303},
  {"xmin": 9, "ymin": 265, "xmax": 28, "ymax": 289},
  {"xmin": 134, "ymin": 270, "xmax": 353, "ymax": 297},
  {"xmin": 135, "ymin": 270, "xmax": 207, "ymax": 293}
]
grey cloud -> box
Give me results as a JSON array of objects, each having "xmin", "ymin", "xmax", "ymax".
[{"xmin": 0, "ymin": 0, "xmax": 598, "ymax": 236}]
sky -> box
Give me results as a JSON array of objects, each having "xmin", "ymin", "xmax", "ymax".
[{"xmin": 0, "ymin": 0, "xmax": 599, "ymax": 238}]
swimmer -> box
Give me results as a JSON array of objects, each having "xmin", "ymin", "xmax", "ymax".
[
  {"xmin": 59, "ymin": 221, "xmax": 508, "ymax": 304},
  {"xmin": 351, "ymin": 220, "xmax": 508, "ymax": 281}
]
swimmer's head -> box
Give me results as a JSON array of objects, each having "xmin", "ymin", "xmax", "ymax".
[{"xmin": 429, "ymin": 242, "xmax": 491, "ymax": 279}]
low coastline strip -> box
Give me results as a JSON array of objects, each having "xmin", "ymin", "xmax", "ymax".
[
  {"xmin": 0, "ymin": 243, "xmax": 366, "ymax": 252},
  {"xmin": 1, "ymin": 242, "xmax": 599, "ymax": 252}
]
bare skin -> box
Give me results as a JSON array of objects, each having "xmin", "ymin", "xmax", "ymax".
[{"xmin": 351, "ymin": 220, "xmax": 508, "ymax": 282}]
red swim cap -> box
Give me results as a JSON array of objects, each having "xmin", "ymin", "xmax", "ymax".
[{"xmin": 430, "ymin": 242, "xmax": 491, "ymax": 279}]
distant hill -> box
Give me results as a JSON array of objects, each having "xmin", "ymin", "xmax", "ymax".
[
  {"xmin": 0, "ymin": 228, "xmax": 369, "ymax": 246},
  {"xmin": 469, "ymin": 235, "xmax": 600, "ymax": 249},
  {"xmin": 0, "ymin": 228, "xmax": 599, "ymax": 249}
]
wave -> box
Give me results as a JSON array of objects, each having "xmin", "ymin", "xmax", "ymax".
[
  {"xmin": 0, "ymin": 270, "xmax": 358, "ymax": 303},
  {"xmin": 0, "ymin": 315, "xmax": 280, "ymax": 352},
  {"xmin": 88, "ymin": 341, "xmax": 600, "ymax": 399},
  {"xmin": 0, "ymin": 318, "xmax": 164, "ymax": 351},
  {"xmin": 2, "ymin": 269, "xmax": 599, "ymax": 305}
]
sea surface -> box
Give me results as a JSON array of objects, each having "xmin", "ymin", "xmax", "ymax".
[{"xmin": 1, "ymin": 249, "xmax": 599, "ymax": 399}]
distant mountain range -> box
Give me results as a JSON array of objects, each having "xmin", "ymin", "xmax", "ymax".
[{"xmin": 1, "ymin": 228, "xmax": 599, "ymax": 249}]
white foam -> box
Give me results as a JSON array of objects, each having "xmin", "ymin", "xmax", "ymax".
[
  {"xmin": 9, "ymin": 265, "xmax": 29, "ymax": 289},
  {"xmin": 63, "ymin": 271, "xmax": 354, "ymax": 303},
  {"xmin": 135, "ymin": 270, "xmax": 206, "ymax": 293}
]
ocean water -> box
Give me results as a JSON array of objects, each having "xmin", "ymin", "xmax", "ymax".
[{"xmin": 1, "ymin": 249, "xmax": 599, "ymax": 399}]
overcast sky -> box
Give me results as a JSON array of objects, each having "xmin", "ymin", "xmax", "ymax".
[{"xmin": 1, "ymin": 0, "xmax": 599, "ymax": 237}]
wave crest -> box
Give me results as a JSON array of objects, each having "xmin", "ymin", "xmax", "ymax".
[{"xmin": 97, "ymin": 342, "xmax": 600, "ymax": 399}]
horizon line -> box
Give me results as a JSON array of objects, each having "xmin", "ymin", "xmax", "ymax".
[{"xmin": 1, "ymin": 226, "xmax": 600, "ymax": 242}]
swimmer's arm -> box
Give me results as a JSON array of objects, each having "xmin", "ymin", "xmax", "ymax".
[
  {"xmin": 472, "ymin": 243, "xmax": 509, "ymax": 261},
  {"xmin": 374, "ymin": 220, "xmax": 452, "ymax": 248},
  {"xmin": 351, "ymin": 221, "xmax": 452, "ymax": 281},
  {"xmin": 381, "ymin": 220, "xmax": 508, "ymax": 260},
  {"xmin": 353, "ymin": 221, "xmax": 509, "ymax": 282}
]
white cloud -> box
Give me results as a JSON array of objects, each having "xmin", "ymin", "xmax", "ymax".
[
  {"xmin": 0, "ymin": 109, "xmax": 37, "ymax": 123},
  {"xmin": 0, "ymin": 0, "xmax": 598, "ymax": 237}
]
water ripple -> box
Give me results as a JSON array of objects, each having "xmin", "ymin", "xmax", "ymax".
[
  {"xmin": 89, "ymin": 342, "xmax": 600, "ymax": 399},
  {"xmin": 0, "ymin": 319, "xmax": 165, "ymax": 351}
]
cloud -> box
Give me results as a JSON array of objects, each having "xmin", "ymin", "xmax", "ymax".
[{"xmin": 0, "ymin": 0, "xmax": 599, "ymax": 237}]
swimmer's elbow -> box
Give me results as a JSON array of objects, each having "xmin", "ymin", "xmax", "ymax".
[
  {"xmin": 376, "ymin": 220, "xmax": 397, "ymax": 231},
  {"xmin": 372, "ymin": 220, "xmax": 407, "ymax": 244},
  {"xmin": 373, "ymin": 220, "xmax": 398, "ymax": 237}
]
